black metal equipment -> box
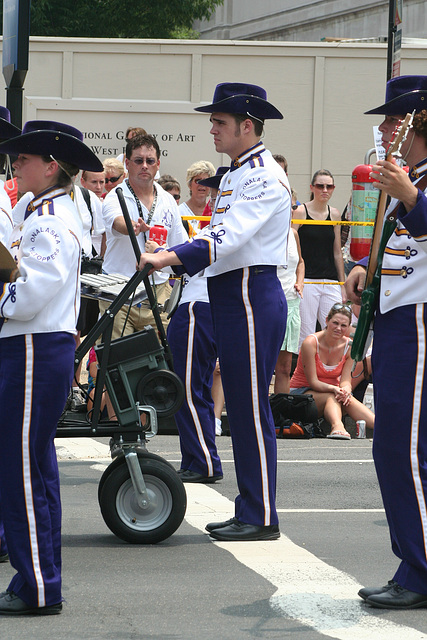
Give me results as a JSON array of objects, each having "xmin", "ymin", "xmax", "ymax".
[{"xmin": 56, "ymin": 187, "xmax": 186, "ymax": 544}]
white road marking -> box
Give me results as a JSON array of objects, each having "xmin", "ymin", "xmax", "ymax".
[
  {"xmin": 57, "ymin": 439, "xmax": 423, "ymax": 637},
  {"xmin": 277, "ymin": 508, "xmax": 384, "ymax": 513},
  {"xmin": 55, "ymin": 437, "xmax": 110, "ymax": 461},
  {"xmin": 146, "ymin": 458, "xmax": 375, "ymax": 465},
  {"xmin": 184, "ymin": 483, "xmax": 426, "ymax": 640},
  {"xmin": 276, "ymin": 459, "xmax": 374, "ymax": 464}
]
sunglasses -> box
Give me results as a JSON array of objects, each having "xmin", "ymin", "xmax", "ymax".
[
  {"xmin": 171, "ymin": 194, "xmax": 180, "ymax": 201},
  {"xmin": 104, "ymin": 174, "xmax": 123, "ymax": 184},
  {"xmin": 312, "ymin": 183, "xmax": 335, "ymax": 191},
  {"xmin": 130, "ymin": 157, "xmax": 157, "ymax": 166},
  {"xmin": 331, "ymin": 303, "xmax": 352, "ymax": 313}
]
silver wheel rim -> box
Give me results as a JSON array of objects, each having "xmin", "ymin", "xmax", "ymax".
[{"xmin": 116, "ymin": 476, "xmax": 173, "ymax": 531}]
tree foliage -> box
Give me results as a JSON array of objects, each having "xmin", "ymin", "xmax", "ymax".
[{"xmin": 24, "ymin": 0, "xmax": 223, "ymax": 39}]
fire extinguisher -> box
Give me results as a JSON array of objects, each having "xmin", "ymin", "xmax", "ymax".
[{"xmin": 350, "ymin": 149, "xmax": 379, "ymax": 262}]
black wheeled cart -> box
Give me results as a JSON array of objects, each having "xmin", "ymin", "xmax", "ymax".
[{"xmin": 56, "ymin": 188, "xmax": 186, "ymax": 544}]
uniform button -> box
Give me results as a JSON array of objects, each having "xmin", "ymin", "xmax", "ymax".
[
  {"xmin": 384, "ymin": 290, "xmax": 391, "ymax": 296},
  {"xmin": 400, "ymin": 269, "xmax": 406, "ymax": 276},
  {"xmin": 405, "ymin": 250, "xmax": 410, "ymax": 257}
]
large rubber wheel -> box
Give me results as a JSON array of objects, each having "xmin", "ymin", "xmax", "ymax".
[
  {"xmin": 97, "ymin": 449, "xmax": 178, "ymax": 503},
  {"xmin": 99, "ymin": 455, "xmax": 186, "ymax": 544},
  {"xmin": 136, "ymin": 369, "xmax": 184, "ymax": 418}
]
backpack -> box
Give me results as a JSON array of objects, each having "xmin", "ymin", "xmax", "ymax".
[{"xmin": 269, "ymin": 393, "xmax": 324, "ymax": 439}]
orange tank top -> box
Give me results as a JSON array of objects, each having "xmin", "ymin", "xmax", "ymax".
[{"xmin": 290, "ymin": 334, "xmax": 350, "ymax": 388}]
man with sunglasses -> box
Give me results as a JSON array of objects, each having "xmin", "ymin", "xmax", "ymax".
[
  {"xmin": 101, "ymin": 133, "xmax": 187, "ymax": 336},
  {"xmin": 346, "ymin": 76, "xmax": 427, "ymax": 610}
]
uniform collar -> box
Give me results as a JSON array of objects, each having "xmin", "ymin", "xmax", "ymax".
[
  {"xmin": 230, "ymin": 142, "xmax": 265, "ymax": 172},
  {"xmin": 25, "ymin": 186, "xmax": 67, "ymax": 219},
  {"xmin": 409, "ymin": 158, "xmax": 427, "ymax": 181}
]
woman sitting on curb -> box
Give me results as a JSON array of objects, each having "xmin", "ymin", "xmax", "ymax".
[{"xmin": 290, "ymin": 303, "xmax": 374, "ymax": 439}]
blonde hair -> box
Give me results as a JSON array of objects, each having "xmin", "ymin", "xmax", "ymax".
[
  {"xmin": 103, "ymin": 157, "xmax": 124, "ymax": 174},
  {"xmin": 186, "ymin": 160, "xmax": 215, "ymax": 189}
]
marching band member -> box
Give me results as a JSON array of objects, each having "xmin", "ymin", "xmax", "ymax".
[
  {"xmin": 138, "ymin": 82, "xmax": 291, "ymax": 541},
  {"xmin": 347, "ymin": 76, "xmax": 427, "ymax": 610},
  {"xmin": 0, "ymin": 120, "xmax": 102, "ymax": 615},
  {"xmin": 0, "ymin": 106, "xmax": 21, "ymax": 567}
]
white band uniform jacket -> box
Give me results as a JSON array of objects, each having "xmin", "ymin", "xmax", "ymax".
[
  {"xmin": 379, "ymin": 161, "xmax": 427, "ymax": 313},
  {"xmin": 0, "ymin": 188, "xmax": 82, "ymax": 338},
  {"xmin": 172, "ymin": 144, "xmax": 291, "ymax": 277},
  {"xmin": 102, "ymin": 180, "xmax": 188, "ymax": 281}
]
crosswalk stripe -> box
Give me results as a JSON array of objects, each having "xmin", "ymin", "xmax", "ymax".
[{"xmin": 184, "ymin": 483, "xmax": 425, "ymax": 640}]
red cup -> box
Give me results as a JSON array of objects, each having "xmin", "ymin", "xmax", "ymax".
[{"xmin": 149, "ymin": 224, "xmax": 168, "ymax": 246}]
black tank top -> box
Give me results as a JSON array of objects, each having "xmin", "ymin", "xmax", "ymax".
[{"xmin": 298, "ymin": 204, "xmax": 339, "ymax": 280}]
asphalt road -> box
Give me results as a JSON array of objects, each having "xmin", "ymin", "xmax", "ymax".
[{"xmin": 1, "ymin": 434, "xmax": 426, "ymax": 640}]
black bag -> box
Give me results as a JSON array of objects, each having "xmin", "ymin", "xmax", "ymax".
[
  {"xmin": 269, "ymin": 393, "xmax": 319, "ymax": 429},
  {"xmin": 270, "ymin": 394, "xmax": 325, "ymax": 439}
]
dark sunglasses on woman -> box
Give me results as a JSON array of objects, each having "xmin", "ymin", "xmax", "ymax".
[{"xmin": 104, "ymin": 174, "xmax": 123, "ymax": 184}]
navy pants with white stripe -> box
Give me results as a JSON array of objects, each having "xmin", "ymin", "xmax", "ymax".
[
  {"xmin": 167, "ymin": 301, "xmax": 222, "ymax": 477},
  {"xmin": 372, "ymin": 303, "xmax": 427, "ymax": 595},
  {"xmin": 208, "ymin": 266, "xmax": 286, "ymax": 526},
  {"xmin": 0, "ymin": 332, "xmax": 75, "ymax": 608}
]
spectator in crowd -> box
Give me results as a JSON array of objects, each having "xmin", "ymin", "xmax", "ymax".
[
  {"xmin": 117, "ymin": 126, "xmax": 147, "ymax": 167},
  {"xmin": 273, "ymin": 154, "xmax": 288, "ymax": 174},
  {"xmin": 79, "ymin": 169, "xmax": 107, "ymax": 256},
  {"xmin": 137, "ymin": 82, "xmax": 290, "ymax": 542},
  {"xmin": 0, "ymin": 119, "xmax": 102, "ymax": 615},
  {"xmin": 290, "ymin": 303, "xmax": 374, "ymax": 439},
  {"xmin": 293, "ymin": 169, "xmax": 346, "ymax": 348},
  {"xmin": 81, "ymin": 170, "xmax": 105, "ymax": 199},
  {"xmin": 102, "ymin": 157, "xmax": 125, "ymax": 199},
  {"xmin": 157, "ymin": 174, "xmax": 181, "ymax": 204},
  {"xmin": 101, "ymin": 133, "xmax": 188, "ymax": 337},
  {"xmin": 179, "ymin": 160, "xmax": 215, "ymax": 236},
  {"xmin": 275, "ymin": 224, "xmax": 304, "ymax": 394}
]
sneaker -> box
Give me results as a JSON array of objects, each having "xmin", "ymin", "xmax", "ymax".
[
  {"xmin": 215, "ymin": 418, "xmax": 222, "ymax": 436},
  {"xmin": 70, "ymin": 388, "xmax": 87, "ymax": 412}
]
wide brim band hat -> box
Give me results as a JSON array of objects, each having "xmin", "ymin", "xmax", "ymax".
[
  {"xmin": 197, "ymin": 166, "xmax": 229, "ymax": 189},
  {"xmin": 0, "ymin": 120, "xmax": 103, "ymax": 171},
  {"xmin": 365, "ymin": 75, "xmax": 427, "ymax": 115},
  {"xmin": 0, "ymin": 106, "xmax": 21, "ymax": 140},
  {"xmin": 194, "ymin": 82, "xmax": 283, "ymax": 120}
]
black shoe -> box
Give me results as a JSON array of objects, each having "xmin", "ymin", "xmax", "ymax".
[
  {"xmin": 0, "ymin": 591, "xmax": 62, "ymax": 616},
  {"xmin": 0, "ymin": 554, "xmax": 8, "ymax": 564},
  {"xmin": 205, "ymin": 517, "xmax": 239, "ymax": 533},
  {"xmin": 209, "ymin": 521, "xmax": 280, "ymax": 541},
  {"xmin": 358, "ymin": 579, "xmax": 398, "ymax": 601},
  {"xmin": 366, "ymin": 583, "xmax": 427, "ymax": 609},
  {"xmin": 180, "ymin": 470, "xmax": 223, "ymax": 484}
]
